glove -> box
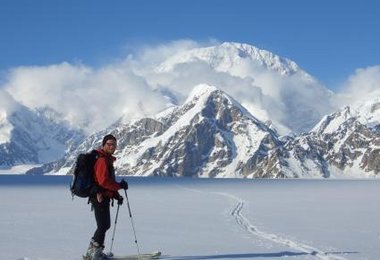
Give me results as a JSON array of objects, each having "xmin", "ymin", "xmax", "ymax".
[
  {"xmin": 116, "ymin": 195, "xmax": 124, "ymax": 205},
  {"xmin": 120, "ymin": 179, "xmax": 129, "ymax": 190}
]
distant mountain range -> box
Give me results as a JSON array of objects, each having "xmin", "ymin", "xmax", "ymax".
[
  {"xmin": 1, "ymin": 42, "xmax": 379, "ymax": 177},
  {"xmin": 0, "ymin": 103, "xmax": 83, "ymax": 169}
]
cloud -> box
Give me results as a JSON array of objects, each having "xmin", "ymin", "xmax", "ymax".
[
  {"xmin": 3, "ymin": 62, "xmax": 168, "ymax": 134},
  {"xmin": 335, "ymin": 66, "xmax": 380, "ymax": 107},
  {"xmin": 126, "ymin": 39, "xmax": 203, "ymax": 68},
  {"xmin": 0, "ymin": 89, "xmax": 19, "ymax": 115}
]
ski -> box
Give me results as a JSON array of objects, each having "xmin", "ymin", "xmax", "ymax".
[{"xmin": 107, "ymin": 251, "xmax": 162, "ymax": 260}]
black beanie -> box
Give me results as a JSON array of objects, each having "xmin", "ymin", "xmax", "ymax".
[{"xmin": 102, "ymin": 134, "xmax": 117, "ymax": 147}]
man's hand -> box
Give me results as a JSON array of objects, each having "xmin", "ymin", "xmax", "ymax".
[
  {"xmin": 96, "ymin": 193, "xmax": 104, "ymax": 203},
  {"xmin": 116, "ymin": 195, "xmax": 124, "ymax": 205},
  {"xmin": 120, "ymin": 179, "xmax": 129, "ymax": 190}
]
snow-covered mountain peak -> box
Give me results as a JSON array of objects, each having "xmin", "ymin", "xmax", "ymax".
[
  {"xmin": 311, "ymin": 106, "xmax": 354, "ymax": 135},
  {"xmin": 185, "ymin": 84, "xmax": 219, "ymax": 103},
  {"xmin": 155, "ymin": 42, "xmax": 308, "ymax": 79},
  {"xmin": 352, "ymin": 98, "xmax": 380, "ymax": 130},
  {"xmin": 312, "ymin": 97, "xmax": 380, "ymax": 136},
  {"xmin": 185, "ymin": 84, "xmax": 238, "ymax": 111},
  {"xmin": 178, "ymin": 84, "xmax": 261, "ymax": 130},
  {"xmin": 219, "ymin": 42, "xmax": 301, "ymax": 75},
  {"xmin": 0, "ymin": 102, "xmax": 85, "ymax": 169}
]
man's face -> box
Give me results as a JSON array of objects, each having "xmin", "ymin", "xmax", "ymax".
[{"xmin": 103, "ymin": 139, "xmax": 117, "ymax": 155}]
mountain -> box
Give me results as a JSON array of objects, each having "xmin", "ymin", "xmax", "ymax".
[
  {"xmin": 283, "ymin": 106, "xmax": 380, "ymax": 177},
  {"xmin": 152, "ymin": 42, "xmax": 334, "ymax": 134},
  {"xmin": 0, "ymin": 100, "xmax": 84, "ymax": 170},
  {"xmin": 31, "ymin": 85, "xmax": 289, "ymax": 177},
  {"xmin": 156, "ymin": 42, "xmax": 307, "ymax": 78},
  {"xmin": 28, "ymin": 86, "xmax": 379, "ymax": 178},
  {"xmin": 28, "ymin": 85, "xmax": 380, "ymax": 178},
  {"xmin": 312, "ymin": 106, "xmax": 379, "ymax": 176},
  {"xmin": 119, "ymin": 84, "xmax": 283, "ymax": 177},
  {"xmin": 5, "ymin": 41, "xmax": 379, "ymax": 177}
]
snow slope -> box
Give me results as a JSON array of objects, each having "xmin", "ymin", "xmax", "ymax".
[
  {"xmin": 155, "ymin": 42, "xmax": 305, "ymax": 78},
  {"xmin": 1, "ymin": 176, "xmax": 379, "ymax": 260},
  {"xmin": 353, "ymin": 98, "xmax": 380, "ymax": 130},
  {"xmin": 0, "ymin": 100, "xmax": 84, "ymax": 169}
]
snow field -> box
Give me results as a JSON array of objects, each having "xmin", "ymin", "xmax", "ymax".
[{"xmin": 1, "ymin": 176, "xmax": 379, "ymax": 260}]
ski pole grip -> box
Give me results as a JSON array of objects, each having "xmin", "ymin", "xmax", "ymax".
[{"xmin": 120, "ymin": 179, "xmax": 129, "ymax": 190}]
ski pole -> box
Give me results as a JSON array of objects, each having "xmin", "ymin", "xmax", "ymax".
[
  {"xmin": 124, "ymin": 189, "xmax": 141, "ymax": 257},
  {"xmin": 109, "ymin": 203, "xmax": 120, "ymax": 256}
]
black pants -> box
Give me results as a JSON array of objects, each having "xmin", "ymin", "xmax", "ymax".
[{"xmin": 91, "ymin": 198, "xmax": 111, "ymax": 246}]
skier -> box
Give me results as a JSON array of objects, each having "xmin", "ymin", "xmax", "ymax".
[{"xmin": 84, "ymin": 134, "xmax": 129, "ymax": 260}]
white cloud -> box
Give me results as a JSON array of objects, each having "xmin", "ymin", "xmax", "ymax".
[
  {"xmin": 0, "ymin": 89, "xmax": 19, "ymax": 115},
  {"xmin": 3, "ymin": 62, "xmax": 168, "ymax": 134},
  {"xmin": 335, "ymin": 66, "xmax": 380, "ymax": 107}
]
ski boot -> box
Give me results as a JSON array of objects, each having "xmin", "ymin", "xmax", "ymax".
[{"xmin": 83, "ymin": 239, "xmax": 107, "ymax": 260}]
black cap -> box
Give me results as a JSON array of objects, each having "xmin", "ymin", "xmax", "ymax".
[{"xmin": 102, "ymin": 134, "xmax": 117, "ymax": 147}]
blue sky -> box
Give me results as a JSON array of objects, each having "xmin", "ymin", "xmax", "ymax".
[{"xmin": 1, "ymin": 0, "xmax": 379, "ymax": 89}]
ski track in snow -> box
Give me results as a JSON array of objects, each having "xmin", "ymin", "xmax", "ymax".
[
  {"xmin": 220, "ymin": 193, "xmax": 349, "ymax": 260},
  {"xmin": 178, "ymin": 185, "xmax": 349, "ymax": 260}
]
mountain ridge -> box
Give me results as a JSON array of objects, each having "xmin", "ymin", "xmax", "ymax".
[{"xmin": 27, "ymin": 85, "xmax": 379, "ymax": 177}]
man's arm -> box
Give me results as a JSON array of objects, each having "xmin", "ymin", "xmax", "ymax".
[{"xmin": 94, "ymin": 157, "xmax": 121, "ymax": 191}]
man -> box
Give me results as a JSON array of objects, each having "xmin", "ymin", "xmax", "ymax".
[{"xmin": 84, "ymin": 134, "xmax": 129, "ymax": 260}]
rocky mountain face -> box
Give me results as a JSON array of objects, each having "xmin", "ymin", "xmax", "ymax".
[
  {"xmin": 34, "ymin": 85, "xmax": 284, "ymax": 177},
  {"xmin": 282, "ymin": 107, "xmax": 380, "ymax": 177},
  {"xmin": 311, "ymin": 107, "xmax": 379, "ymax": 175},
  {"xmin": 29, "ymin": 86, "xmax": 380, "ymax": 178},
  {"xmin": 122, "ymin": 85, "xmax": 282, "ymax": 178}
]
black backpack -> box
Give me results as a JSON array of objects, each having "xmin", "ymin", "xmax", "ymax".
[{"xmin": 70, "ymin": 150, "xmax": 100, "ymax": 198}]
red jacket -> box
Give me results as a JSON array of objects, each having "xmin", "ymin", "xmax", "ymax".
[{"xmin": 93, "ymin": 149, "xmax": 121, "ymax": 199}]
